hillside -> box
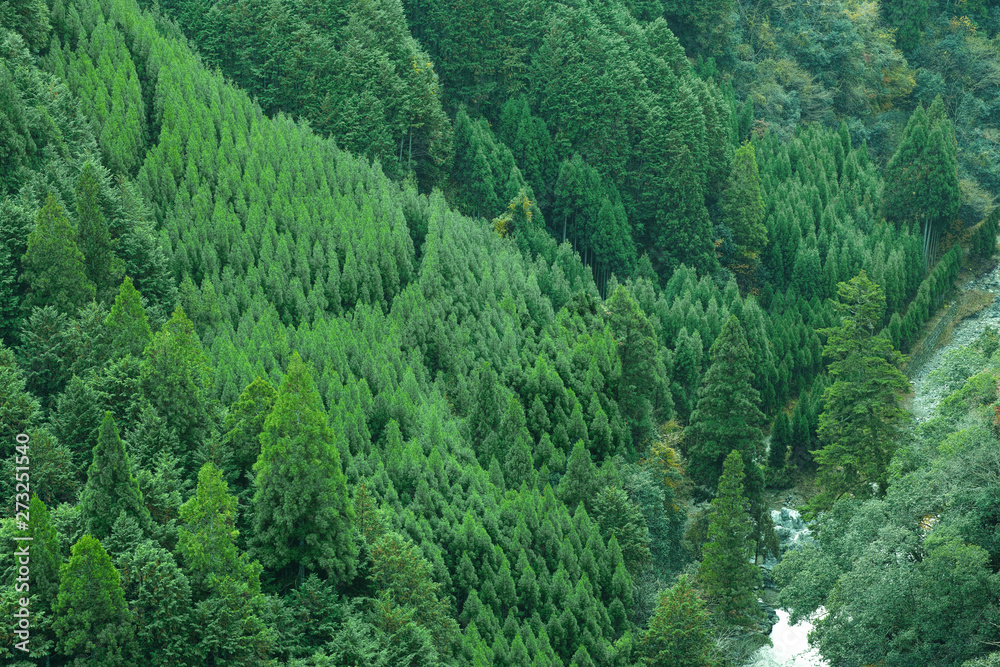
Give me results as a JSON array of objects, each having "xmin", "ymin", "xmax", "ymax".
[{"xmin": 1, "ymin": 0, "xmax": 999, "ymax": 665}]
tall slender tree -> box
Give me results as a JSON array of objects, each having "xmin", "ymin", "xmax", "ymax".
[
  {"xmin": 698, "ymin": 450, "xmax": 762, "ymax": 629},
  {"xmin": 76, "ymin": 161, "xmax": 123, "ymax": 302},
  {"xmin": 251, "ymin": 351, "xmax": 356, "ymax": 587}
]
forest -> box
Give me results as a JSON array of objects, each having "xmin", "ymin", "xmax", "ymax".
[{"xmin": 0, "ymin": 0, "xmax": 999, "ymax": 664}]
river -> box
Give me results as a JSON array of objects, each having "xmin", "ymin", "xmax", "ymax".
[{"xmin": 747, "ymin": 258, "xmax": 1000, "ymax": 667}]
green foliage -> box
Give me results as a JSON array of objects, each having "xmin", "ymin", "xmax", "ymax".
[
  {"xmin": 139, "ymin": 306, "xmax": 215, "ymax": 469},
  {"xmin": 179, "ymin": 462, "xmax": 260, "ymax": 594},
  {"xmin": 116, "ymin": 542, "xmax": 194, "ymax": 666},
  {"xmin": 76, "ymin": 161, "xmax": 123, "ymax": 301},
  {"xmin": 722, "ymin": 141, "xmax": 766, "ymax": 260},
  {"xmin": 883, "ymin": 101, "xmax": 961, "ymax": 268},
  {"xmin": 608, "ymin": 284, "xmax": 668, "ymax": 445},
  {"xmin": 686, "ymin": 315, "xmax": 765, "ymax": 496},
  {"xmin": 78, "ymin": 412, "xmax": 150, "ymax": 540},
  {"xmin": 697, "ymin": 450, "xmax": 762, "ymax": 629},
  {"xmin": 639, "ymin": 574, "xmax": 714, "ymax": 667},
  {"xmin": 53, "ymin": 534, "xmax": 134, "ymax": 664},
  {"xmin": 104, "ymin": 276, "xmax": 151, "ymax": 360},
  {"xmin": 27, "ymin": 494, "xmax": 61, "ymax": 612},
  {"xmin": 21, "ymin": 193, "xmax": 95, "ymax": 315},
  {"xmin": 251, "ymin": 352, "xmax": 356, "ymax": 586},
  {"xmin": 815, "ymin": 272, "xmax": 910, "ymax": 504}
]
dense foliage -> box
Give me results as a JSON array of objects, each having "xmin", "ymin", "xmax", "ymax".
[{"xmin": 1, "ymin": 0, "xmax": 999, "ymax": 664}]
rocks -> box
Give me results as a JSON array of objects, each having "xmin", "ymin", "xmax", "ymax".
[{"xmin": 909, "ymin": 262, "xmax": 1000, "ymax": 421}]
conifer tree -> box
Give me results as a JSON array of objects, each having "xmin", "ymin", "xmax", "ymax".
[
  {"xmin": 640, "ymin": 574, "xmax": 713, "ymax": 667},
  {"xmin": 593, "ymin": 486, "xmax": 651, "ymax": 576},
  {"xmin": 815, "ymin": 272, "xmax": 909, "ymax": 504},
  {"xmin": 686, "ymin": 315, "xmax": 765, "ymax": 491},
  {"xmin": 559, "ymin": 440, "xmax": 599, "ymax": 512},
  {"xmin": 116, "ymin": 542, "xmax": 193, "ymax": 667},
  {"xmin": 139, "ymin": 306, "xmax": 215, "ymax": 469},
  {"xmin": 882, "ymin": 102, "xmax": 960, "ymax": 268},
  {"xmin": 179, "ymin": 462, "xmax": 260, "ymax": 594},
  {"xmin": 607, "ymin": 284, "xmax": 668, "ymax": 445},
  {"xmin": 21, "ymin": 193, "xmax": 95, "ymax": 314},
  {"xmin": 698, "ymin": 450, "xmax": 761, "ymax": 629},
  {"xmin": 251, "ymin": 351, "xmax": 356, "ymax": 586},
  {"xmin": 79, "ymin": 411, "xmax": 150, "ymax": 540},
  {"xmin": 53, "ymin": 534, "xmax": 134, "ymax": 663},
  {"xmin": 768, "ymin": 411, "xmax": 791, "ymax": 474},
  {"xmin": 16, "ymin": 305, "xmax": 71, "ymax": 411},
  {"xmin": 220, "ymin": 376, "xmax": 277, "ymax": 490},
  {"xmin": 27, "ymin": 494, "xmax": 61, "ymax": 612},
  {"xmin": 722, "ymin": 141, "xmax": 767, "ymax": 261},
  {"xmin": 76, "ymin": 161, "xmax": 123, "ymax": 302},
  {"xmin": 104, "ymin": 276, "xmax": 151, "ymax": 360}
]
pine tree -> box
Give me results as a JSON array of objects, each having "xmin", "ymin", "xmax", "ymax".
[
  {"xmin": 607, "ymin": 285, "xmax": 668, "ymax": 446},
  {"xmin": 21, "ymin": 193, "xmax": 95, "ymax": 314},
  {"xmin": 593, "ymin": 486, "xmax": 651, "ymax": 576},
  {"xmin": 53, "ymin": 534, "xmax": 134, "ymax": 663},
  {"xmin": 251, "ymin": 351, "xmax": 356, "ymax": 586},
  {"xmin": 815, "ymin": 272, "xmax": 909, "ymax": 504},
  {"xmin": 559, "ymin": 440, "xmax": 599, "ymax": 512},
  {"xmin": 768, "ymin": 411, "xmax": 791, "ymax": 473},
  {"xmin": 79, "ymin": 411, "xmax": 151, "ymax": 540},
  {"xmin": 116, "ymin": 542, "xmax": 193, "ymax": 667},
  {"xmin": 882, "ymin": 102, "xmax": 960, "ymax": 268},
  {"xmin": 16, "ymin": 305, "xmax": 71, "ymax": 412},
  {"xmin": 698, "ymin": 450, "xmax": 761, "ymax": 629},
  {"xmin": 722, "ymin": 141, "xmax": 766, "ymax": 260},
  {"xmin": 219, "ymin": 376, "xmax": 277, "ymax": 490},
  {"xmin": 640, "ymin": 574, "xmax": 713, "ymax": 666}
]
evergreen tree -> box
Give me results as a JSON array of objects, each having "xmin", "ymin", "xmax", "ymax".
[
  {"xmin": 139, "ymin": 306, "xmax": 215, "ymax": 470},
  {"xmin": 78, "ymin": 411, "xmax": 151, "ymax": 540},
  {"xmin": 104, "ymin": 276, "xmax": 152, "ymax": 360},
  {"xmin": 179, "ymin": 462, "xmax": 261, "ymax": 594},
  {"xmin": 722, "ymin": 141, "xmax": 767, "ymax": 271},
  {"xmin": 593, "ymin": 486, "xmax": 651, "ymax": 576},
  {"xmin": 27, "ymin": 493, "xmax": 61, "ymax": 612},
  {"xmin": 219, "ymin": 376, "xmax": 277, "ymax": 491},
  {"xmin": 686, "ymin": 315, "xmax": 765, "ymax": 490},
  {"xmin": 53, "ymin": 534, "xmax": 134, "ymax": 664},
  {"xmin": 251, "ymin": 351, "xmax": 356, "ymax": 586},
  {"xmin": 76, "ymin": 161, "xmax": 123, "ymax": 302},
  {"xmin": 882, "ymin": 102, "xmax": 960, "ymax": 268},
  {"xmin": 559, "ymin": 440, "xmax": 600, "ymax": 512},
  {"xmin": 21, "ymin": 193, "xmax": 95, "ymax": 314},
  {"xmin": 815, "ymin": 272, "xmax": 910, "ymax": 505},
  {"xmin": 116, "ymin": 542, "xmax": 194, "ymax": 667},
  {"xmin": 697, "ymin": 450, "xmax": 761, "ymax": 629},
  {"xmin": 16, "ymin": 305, "xmax": 71, "ymax": 412},
  {"xmin": 640, "ymin": 574, "xmax": 713, "ymax": 667},
  {"xmin": 768, "ymin": 411, "xmax": 791, "ymax": 474},
  {"xmin": 607, "ymin": 284, "xmax": 668, "ymax": 446}
]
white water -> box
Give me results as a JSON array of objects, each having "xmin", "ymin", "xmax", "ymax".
[
  {"xmin": 749, "ymin": 608, "xmax": 828, "ymax": 667},
  {"xmin": 748, "ymin": 508, "xmax": 828, "ymax": 667}
]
